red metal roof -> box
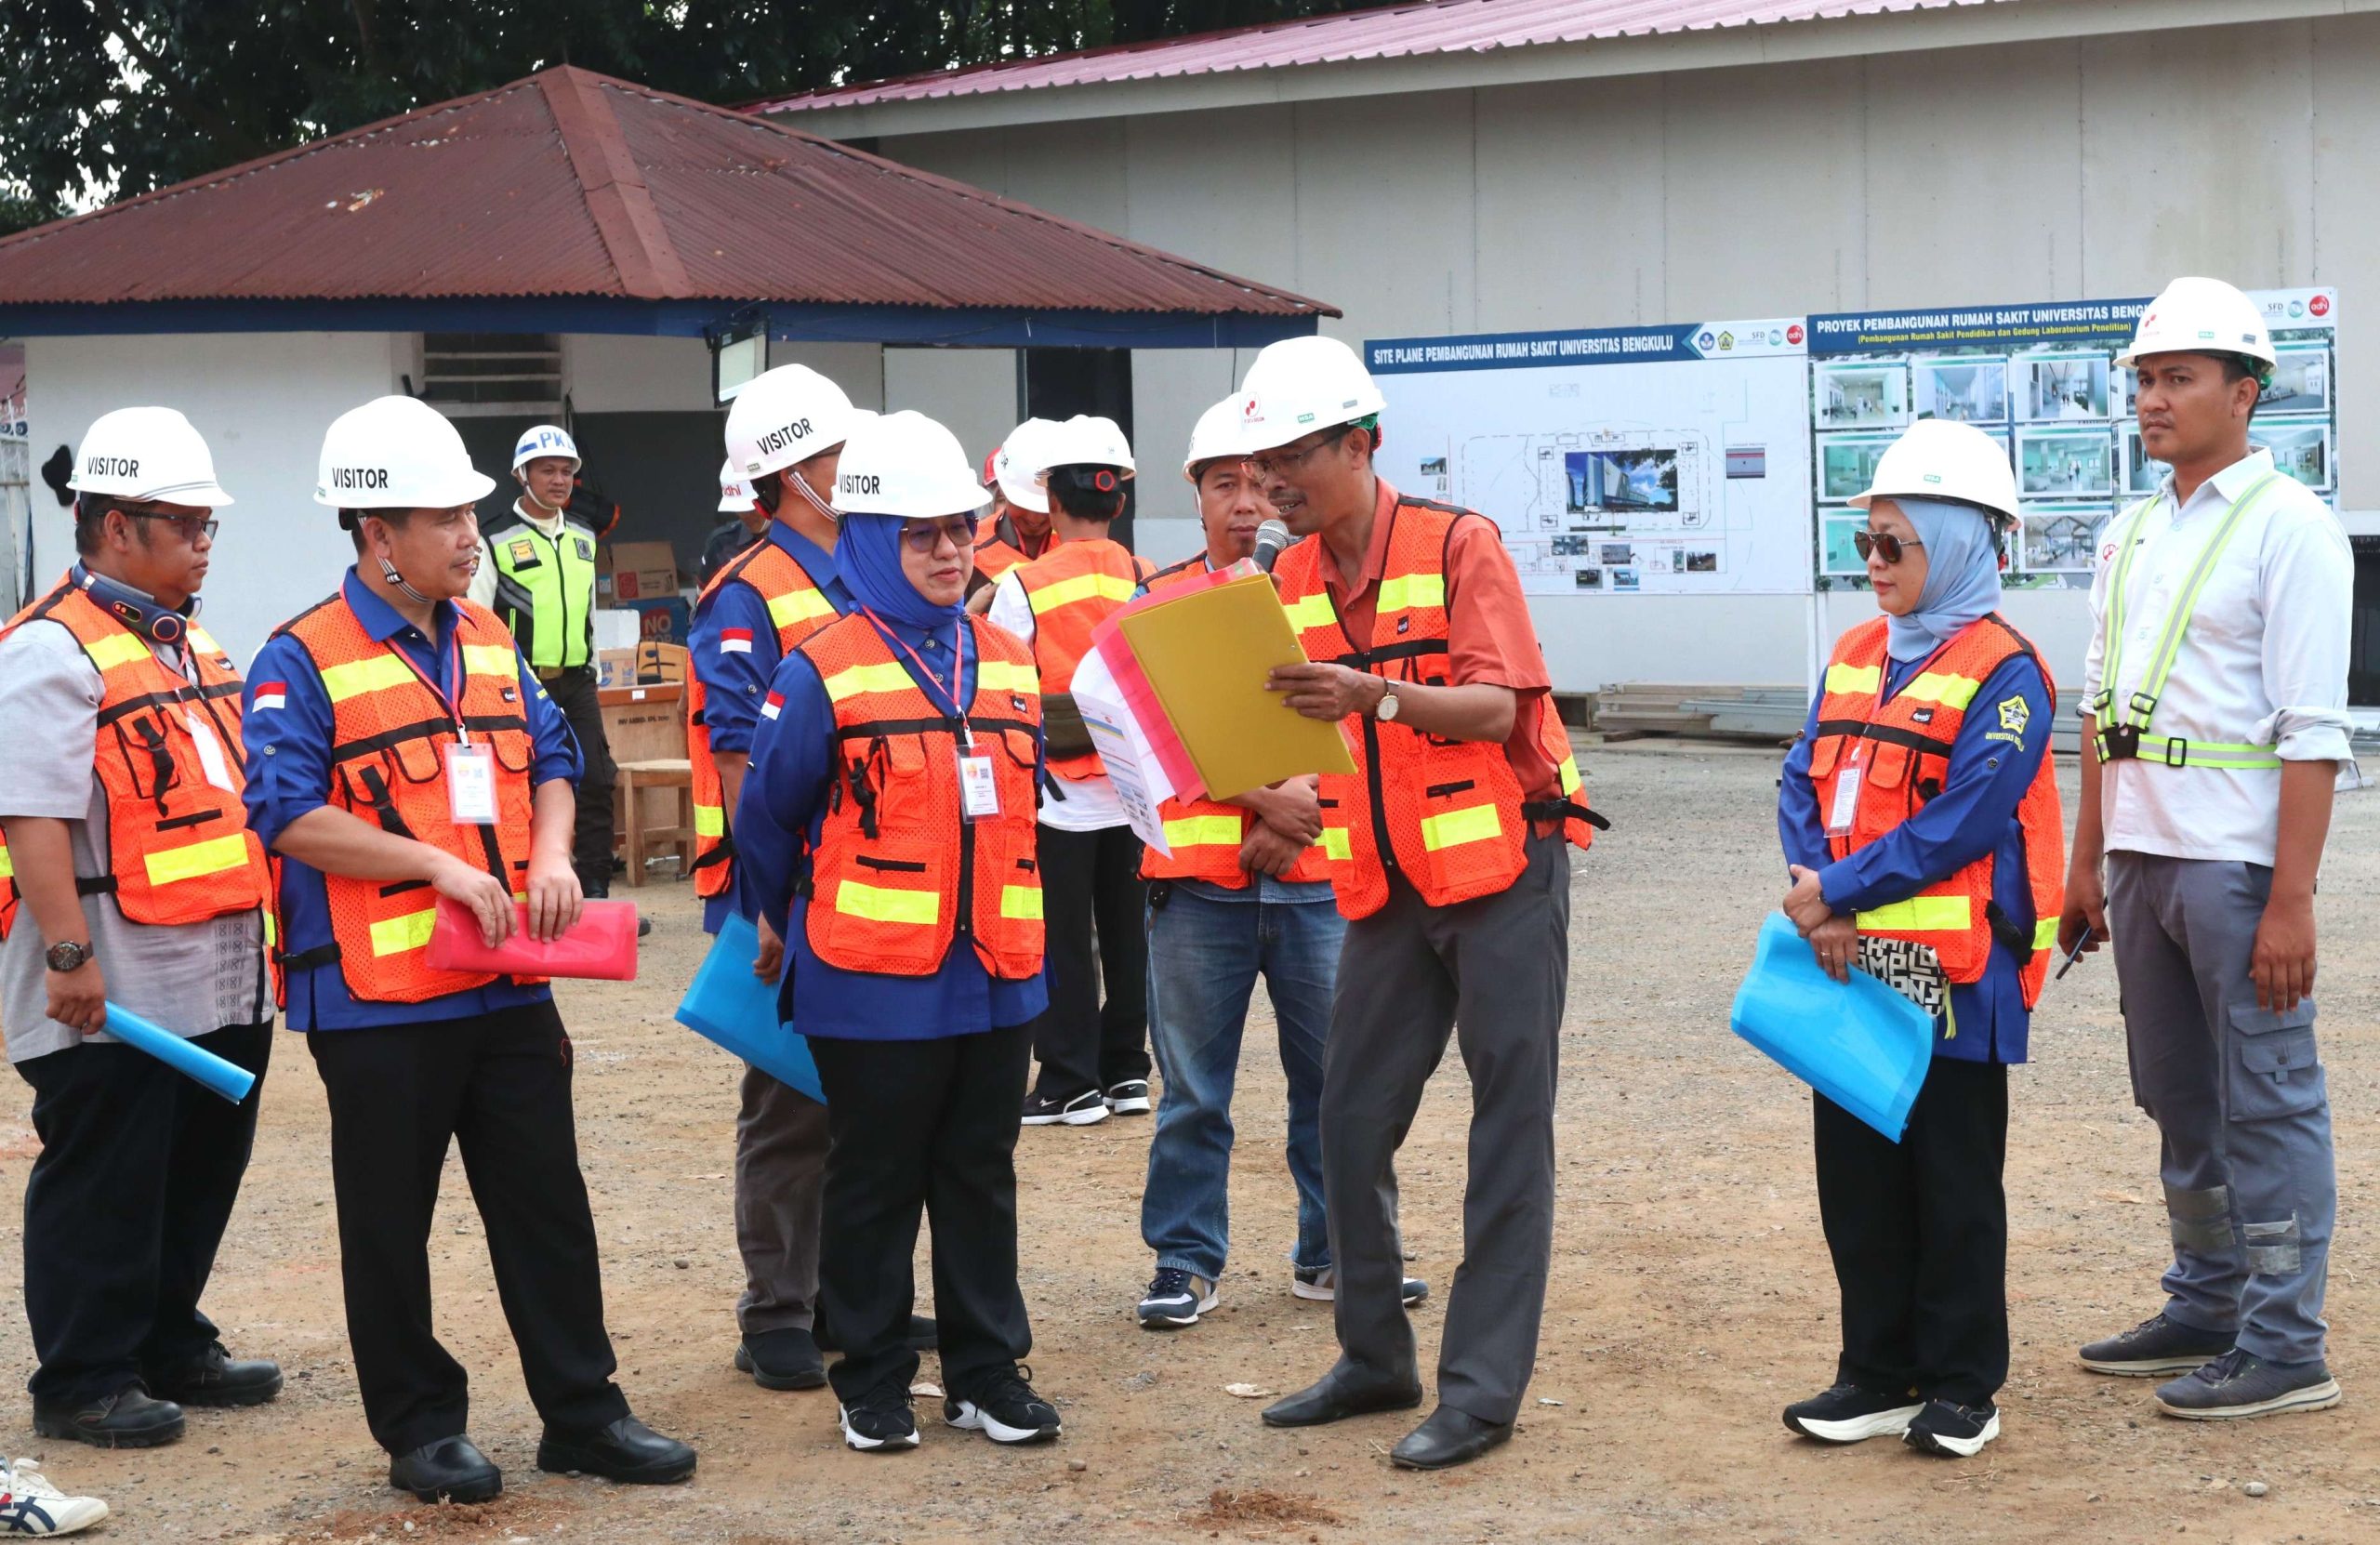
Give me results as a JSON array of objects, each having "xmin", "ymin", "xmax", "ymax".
[
  {"xmin": 759, "ymin": 0, "xmax": 2009, "ymax": 112},
  {"xmin": 0, "ymin": 67, "xmax": 1332, "ymax": 319}
]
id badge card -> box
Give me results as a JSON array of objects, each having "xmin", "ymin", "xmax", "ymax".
[
  {"xmin": 1826, "ymin": 754, "xmax": 1864, "ymax": 838},
  {"xmin": 445, "ymin": 743, "xmax": 499, "ymax": 825},
  {"xmin": 958, "ymin": 752, "xmax": 1001, "ymax": 821},
  {"xmin": 185, "ymin": 711, "xmax": 237, "ymax": 794}
]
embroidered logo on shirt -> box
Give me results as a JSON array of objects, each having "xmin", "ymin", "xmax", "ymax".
[{"xmin": 1998, "ymin": 696, "xmax": 2030, "ymax": 735}]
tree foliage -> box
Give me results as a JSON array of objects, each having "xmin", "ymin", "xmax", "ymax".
[{"xmin": 0, "ymin": 0, "xmax": 1399, "ymax": 233}]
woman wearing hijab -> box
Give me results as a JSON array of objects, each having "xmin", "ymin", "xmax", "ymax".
[
  {"xmin": 734, "ymin": 411, "xmax": 1059, "ymax": 1455},
  {"xmin": 1773, "ymin": 419, "xmax": 2067, "ymax": 1459}
]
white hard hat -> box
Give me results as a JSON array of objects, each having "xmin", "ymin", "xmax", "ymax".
[
  {"xmin": 1034, "ymin": 414, "xmax": 1135, "ymax": 478},
  {"xmin": 511, "ymin": 423, "xmax": 581, "ymax": 473},
  {"xmin": 834, "ymin": 410, "xmax": 994, "ymax": 519},
  {"xmin": 1183, "ymin": 396, "xmax": 1250, "ymax": 481},
  {"xmin": 1235, "ymin": 335, "xmax": 1387, "ymax": 456},
  {"xmin": 2117, "ymin": 277, "xmax": 2276, "ymax": 370},
  {"xmin": 314, "ymin": 396, "xmax": 496, "ymax": 509},
  {"xmin": 1850, "ymin": 418, "xmax": 2019, "ymax": 525},
  {"xmin": 718, "ymin": 457, "xmax": 755, "ymax": 514},
  {"xmin": 723, "ymin": 364, "xmax": 858, "ymax": 481},
  {"xmin": 992, "ymin": 417, "xmax": 1060, "ymax": 514},
  {"xmin": 69, "ymin": 406, "xmax": 235, "ymax": 507}
]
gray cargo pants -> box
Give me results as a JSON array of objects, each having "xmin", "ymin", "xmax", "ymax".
[
  {"xmin": 734, "ymin": 1064, "xmax": 829, "ymax": 1336},
  {"xmin": 1320, "ymin": 831, "xmax": 1569, "ymax": 1425},
  {"xmin": 2108, "ymin": 852, "xmax": 2334, "ymax": 1365}
]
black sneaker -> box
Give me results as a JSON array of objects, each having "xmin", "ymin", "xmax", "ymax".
[
  {"xmin": 1781, "ymin": 1382, "xmax": 1923, "ymax": 1444},
  {"xmin": 734, "ymin": 1327, "xmax": 826, "ymax": 1391},
  {"xmin": 1904, "ymin": 1398, "xmax": 2000, "ymax": 1457},
  {"xmin": 1104, "ymin": 1079, "xmax": 1153, "ymax": 1115},
  {"xmin": 945, "ymin": 1364, "xmax": 1062, "ymax": 1445},
  {"xmin": 2078, "ymin": 1312, "xmax": 2235, "ymax": 1377},
  {"xmin": 2153, "ymin": 1348, "xmax": 2342, "ymax": 1420},
  {"xmin": 1292, "ymin": 1265, "xmax": 1427, "ymax": 1306},
  {"xmin": 1022, "ymin": 1089, "xmax": 1108, "ymax": 1127},
  {"xmin": 838, "ymin": 1384, "xmax": 919, "ymax": 1452},
  {"xmin": 1137, "ymin": 1267, "xmax": 1219, "ymax": 1328}
]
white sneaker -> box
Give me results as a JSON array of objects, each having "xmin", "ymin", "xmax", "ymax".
[
  {"xmin": 1292, "ymin": 1265, "xmax": 1428, "ymax": 1306},
  {"xmin": 0, "ymin": 1458, "xmax": 110, "ymax": 1536}
]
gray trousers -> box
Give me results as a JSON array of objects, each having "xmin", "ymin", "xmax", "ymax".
[
  {"xmin": 2108, "ymin": 852, "xmax": 2334, "ymax": 1364},
  {"xmin": 734, "ymin": 1064, "xmax": 829, "ymax": 1336},
  {"xmin": 1320, "ymin": 832, "xmax": 1569, "ymax": 1425}
]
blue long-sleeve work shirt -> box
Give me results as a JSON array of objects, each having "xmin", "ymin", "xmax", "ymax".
[
  {"xmin": 688, "ymin": 521, "xmax": 852, "ymax": 934},
  {"xmin": 734, "ymin": 614, "xmax": 1049, "ymax": 1042},
  {"xmin": 1778, "ymin": 649, "xmax": 2053, "ymax": 1064},
  {"xmin": 242, "ymin": 571, "xmax": 583, "ymax": 1031}
]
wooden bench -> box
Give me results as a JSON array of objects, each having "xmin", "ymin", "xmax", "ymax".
[{"xmin": 613, "ymin": 758, "xmax": 694, "ymax": 887}]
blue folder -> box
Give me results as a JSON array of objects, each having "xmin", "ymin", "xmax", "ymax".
[
  {"xmin": 104, "ymin": 1004, "xmax": 257, "ymax": 1104},
  {"xmin": 674, "ymin": 912, "xmax": 825, "ymax": 1104},
  {"xmin": 1728, "ymin": 912, "xmax": 1932, "ymax": 1142}
]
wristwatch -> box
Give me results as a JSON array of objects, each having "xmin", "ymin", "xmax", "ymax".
[
  {"xmin": 45, "ymin": 940, "xmax": 94, "ymax": 973},
  {"xmin": 1373, "ymin": 680, "xmax": 1402, "ymax": 722}
]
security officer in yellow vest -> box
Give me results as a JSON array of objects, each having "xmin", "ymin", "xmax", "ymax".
[{"xmin": 469, "ymin": 426, "xmax": 621, "ymax": 912}]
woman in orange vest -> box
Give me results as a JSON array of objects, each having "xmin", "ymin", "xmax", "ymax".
[
  {"xmin": 986, "ymin": 416, "xmax": 1157, "ymax": 1127},
  {"xmin": 1775, "ymin": 419, "xmax": 2065, "ymax": 1461},
  {"xmin": 734, "ymin": 411, "xmax": 1060, "ymax": 1457}
]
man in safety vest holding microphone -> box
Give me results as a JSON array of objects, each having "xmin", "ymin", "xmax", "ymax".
[
  {"xmin": 0, "ymin": 407, "xmax": 281, "ymax": 1449},
  {"xmin": 1252, "ymin": 337, "xmax": 1599, "ymax": 1471},
  {"xmin": 243, "ymin": 395, "xmax": 694, "ymax": 1503}
]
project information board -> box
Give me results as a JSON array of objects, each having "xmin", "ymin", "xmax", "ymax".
[{"xmin": 1366, "ymin": 321, "xmax": 1816, "ymax": 597}]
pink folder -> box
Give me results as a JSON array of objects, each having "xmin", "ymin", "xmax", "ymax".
[{"xmin": 427, "ymin": 897, "xmax": 641, "ymax": 982}]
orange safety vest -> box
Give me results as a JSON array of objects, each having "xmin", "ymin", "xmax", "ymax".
[
  {"xmin": 972, "ymin": 518, "xmax": 1059, "ymax": 587},
  {"xmin": 1137, "ymin": 554, "xmax": 1329, "ymax": 887},
  {"xmin": 1274, "ymin": 498, "xmax": 1602, "ymax": 920},
  {"xmin": 794, "ymin": 613, "xmax": 1046, "ymax": 978},
  {"xmin": 1805, "ymin": 614, "xmax": 2067, "ymax": 1008},
  {"xmin": 1014, "ymin": 536, "xmax": 1152, "ymax": 781},
  {"xmin": 0, "ymin": 577, "xmax": 272, "ymax": 943},
  {"xmin": 274, "ymin": 594, "xmax": 541, "ymax": 1003},
  {"xmin": 687, "ymin": 537, "xmax": 843, "ymax": 900}
]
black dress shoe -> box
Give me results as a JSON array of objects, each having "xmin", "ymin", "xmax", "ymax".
[
  {"xmin": 536, "ymin": 1414, "xmax": 696, "ymax": 1485},
  {"xmin": 389, "ymin": 1435, "xmax": 501, "ymax": 1503},
  {"xmin": 734, "ymin": 1327, "xmax": 826, "ymax": 1391},
  {"xmin": 1389, "ymin": 1405, "xmax": 1514, "ymax": 1470},
  {"xmin": 813, "ymin": 1314, "xmax": 938, "ymax": 1354},
  {"xmin": 149, "ymin": 1343, "xmax": 284, "ymax": 1408},
  {"xmin": 1260, "ymin": 1364, "xmax": 1423, "ymax": 1428},
  {"xmin": 33, "ymin": 1386, "xmax": 185, "ymax": 1448}
]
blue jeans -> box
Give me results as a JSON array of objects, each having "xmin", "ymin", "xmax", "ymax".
[{"xmin": 1140, "ymin": 882, "xmax": 1342, "ymax": 1283}]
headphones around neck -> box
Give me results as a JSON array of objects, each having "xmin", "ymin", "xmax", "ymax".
[{"xmin": 75, "ymin": 563, "xmax": 197, "ymax": 647}]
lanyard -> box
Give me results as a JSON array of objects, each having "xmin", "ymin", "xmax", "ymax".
[
  {"xmin": 384, "ymin": 616, "xmax": 476, "ymax": 746},
  {"xmin": 858, "ymin": 608, "xmax": 973, "ymax": 742}
]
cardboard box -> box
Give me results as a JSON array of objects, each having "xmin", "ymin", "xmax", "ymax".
[
  {"xmin": 595, "ymin": 648, "xmax": 637, "ymax": 689},
  {"xmin": 636, "ymin": 641, "xmax": 689, "ymax": 684},
  {"xmin": 605, "ymin": 541, "xmax": 680, "ymax": 601},
  {"xmin": 598, "ymin": 683, "xmax": 687, "ymax": 763},
  {"xmin": 619, "ymin": 596, "xmax": 691, "ymax": 643}
]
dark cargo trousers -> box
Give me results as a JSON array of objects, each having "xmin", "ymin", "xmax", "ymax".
[{"xmin": 1319, "ymin": 832, "xmax": 1568, "ymax": 1425}]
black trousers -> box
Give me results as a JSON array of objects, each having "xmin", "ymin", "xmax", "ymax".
[
  {"xmin": 18, "ymin": 1022, "xmax": 273, "ymax": 1408},
  {"xmin": 1813, "ymin": 1056, "xmax": 2010, "ymax": 1407},
  {"xmin": 1028, "ymin": 823, "xmax": 1149, "ymax": 1099},
  {"xmin": 308, "ymin": 1000, "xmax": 628, "ymax": 1455},
  {"xmin": 544, "ymin": 666, "xmax": 616, "ymax": 894},
  {"xmin": 810, "ymin": 1025, "xmax": 1035, "ymax": 1404}
]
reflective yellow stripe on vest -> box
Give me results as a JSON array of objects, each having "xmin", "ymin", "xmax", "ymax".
[
  {"xmin": 2032, "ymin": 918, "xmax": 2059, "ymax": 950},
  {"xmin": 320, "ymin": 654, "xmax": 417, "ymax": 703},
  {"xmin": 834, "ymin": 880, "xmax": 938, "ymax": 926},
  {"xmin": 461, "ymin": 644, "xmax": 517, "ymax": 678},
  {"xmin": 142, "ymin": 833, "xmax": 254, "ymax": 890},
  {"xmin": 1027, "ymin": 571, "xmax": 1138, "ymax": 613},
  {"xmin": 1418, "ymin": 804, "xmax": 1501, "ymax": 852},
  {"xmin": 0, "ymin": 845, "xmax": 13, "ymax": 879},
  {"xmin": 1163, "ymin": 814, "xmax": 1242, "ymax": 850},
  {"xmin": 83, "ymin": 631, "xmax": 152, "ymax": 671},
  {"xmin": 1319, "ymin": 826, "xmax": 1352, "ymax": 861},
  {"xmin": 1376, "ymin": 573, "xmax": 1445, "ymax": 614},
  {"xmin": 1856, "ymin": 895, "xmax": 1972, "ymax": 933},
  {"xmin": 488, "ymin": 522, "xmax": 598, "ymax": 670},
  {"xmin": 1900, "ymin": 671, "xmax": 1983, "ymax": 710},
  {"xmin": 768, "ymin": 587, "xmax": 838, "ymax": 631},
  {"xmin": 370, "ymin": 907, "xmax": 438, "ymax": 957},
  {"xmin": 976, "ymin": 659, "xmax": 1040, "ymax": 695},
  {"xmin": 694, "ymin": 803, "xmax": 725, "ymax": 838},
  {"xmin": 1824, "ymin": 661, "xmax": 1883, "ymax": 695},
  {"xmin": 1000, "ymin": 884, "xmax": 1044, "ymax": 920},
  {"xmin": 1283, "ymin": 592, "xmax": 1338, "ymax": 631},
  {"xmin": 820, "ymin": 660, "xmax": 916, "ymax": 703}
]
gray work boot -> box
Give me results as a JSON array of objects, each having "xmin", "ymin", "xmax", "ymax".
[
  {"xmin": 2078, "ymin": 1312, "xmax": 2234, "ymax": 1377},
  {"xmin": 2154, "ymin": 1348, "xmax": 2341, "ymax": 1420}
]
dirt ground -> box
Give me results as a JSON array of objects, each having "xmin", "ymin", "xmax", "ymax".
[{"xmin": 7, "ymin": 741, "xmax": 2380, "ymax": 1544}]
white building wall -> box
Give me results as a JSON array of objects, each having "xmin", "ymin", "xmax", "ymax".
[{"xmin": 871, "ymin": 13, "xmax": 2377, "ymax": 693}]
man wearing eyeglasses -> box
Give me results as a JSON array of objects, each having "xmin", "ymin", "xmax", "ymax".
[{"xmin": 0, "ymin": 408, "xmax": 281, "ymax": 1449}]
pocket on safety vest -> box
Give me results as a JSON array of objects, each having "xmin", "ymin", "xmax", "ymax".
[
  {"xmin": 814, "ymin": 842, "xmax": 949, "ymax": 972},
  {"xmin": 2227, "ymin": 1001, "xmax": 2323, "ymax": 1122}
]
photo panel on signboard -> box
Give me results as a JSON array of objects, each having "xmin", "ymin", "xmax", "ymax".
[
  {"xmin": 1563, "ymin": 447, "xmax": 1681, "ymax": 514},
  {"xmin": 2016, "ymin": 427, "xmax": 2116, "ymax": 498},
  {"xmin": 2017, "ymin": 504, "xmax": 2112, "ymax": 574},
  {"xmin": 1817, "ymin": 432, "xmax": 1897, "ymax": 502},
  {"xmin": 1819, "ymin": 511, "xmax": 1868, "ymax": 577},
  {"xmin": 1813, "ymin": 362, "xmax": 1911, "ymax": 430},
  {"xmin": 1911, "ymin": 357, "xmax": 2009, "ymax": 424},
  {"xmin": 2263, "ymin": 347, "xmax": 2332, "ymax": 417},
  {"xmin": 2017, "ymin": 352, "xmax": 2113, "ymax": 422},
  {"xmin": 2251, "ymin": 421, "xmax": 2334, "ymax": 492},
  {"xmin": 2111, "ymin": 364, "xmax": 2137, "ymax": 419},
  {"xmin": 2119, "ymin": 425, "xmax": 2172, "ymax": 497}
]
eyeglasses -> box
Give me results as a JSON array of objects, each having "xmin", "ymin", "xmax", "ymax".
[
  {"xmin": 900, "ymin": 517, "xmax": 978, "ymax": 553},
  {"xmin": 1247, "ymin": 432, "xmax": 1340, "ymax": 481},
  {"xmin": 125, "ymin": 511, "xmax": 219, "ymax": 543},
  {"xmin": 1852, "ymin": 530, "xmax": 1924, "ymax": 565}
]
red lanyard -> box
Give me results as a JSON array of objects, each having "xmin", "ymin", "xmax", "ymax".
[
  {"xmin": 858, "ymin": 608, "xmax": 972, "ymax": 742},
  {"xmin": 384, "ymin": 621, "xmax": 476, "ymax": 745}
]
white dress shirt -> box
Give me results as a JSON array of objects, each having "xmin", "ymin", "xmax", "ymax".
[
  {"xmin": 988, "ymin": 568, "xmax": 1128, "ymax": 832},
  {"xmin": 2082, "ymin": 448, "xmax": 2353, "ymax": 865}
]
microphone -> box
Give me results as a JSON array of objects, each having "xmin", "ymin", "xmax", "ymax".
[{"xmin": 1251, "ymin": 520, "xmax": 1293, "ymax": 573}]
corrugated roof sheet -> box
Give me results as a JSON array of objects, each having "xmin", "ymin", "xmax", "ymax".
[
  {"xmin": 0, "ymin": 67, "xmax": 1332, "ymax": 318},
  {"xmin": 759, "ymin": 0, "xmax": 2010, "ymax": 112}
]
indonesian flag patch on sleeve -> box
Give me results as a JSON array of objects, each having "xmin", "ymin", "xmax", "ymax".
[
  {"xmin": 761, "ymin": 690, "xmax": 785, "ymax": 720},
  {"xmin": 254, "ymin": 681, "xmax": 288, "ymax": 711},
  {"xmin": 720, "ymin": 627, "xmax": 753, "ymax": 654}
]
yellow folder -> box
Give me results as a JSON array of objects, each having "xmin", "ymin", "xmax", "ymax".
[{"xmin": 1114, "ymin": 571, "xmax": 1355, "ymax": 800}]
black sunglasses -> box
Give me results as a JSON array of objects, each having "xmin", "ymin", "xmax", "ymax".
[
  {"xmin": 124, "ymin": 511, "xmax": 220, "ymax": 542},
  {"xmin": 1852, "ymin": 530, "xmax": 1924, "ymax": 565}
]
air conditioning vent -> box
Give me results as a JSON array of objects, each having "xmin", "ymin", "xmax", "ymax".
[{"xmin": 418, "ymin": 333, "xmax": 563, "ymax": 416}]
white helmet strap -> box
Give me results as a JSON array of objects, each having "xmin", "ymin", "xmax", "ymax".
[
  {"xmin": 377, "ymin": 553, "xmax": 437, "ymax": 607},
  {"xmin": 779, "ymin": 461, "xmax": 840, "ymax": 525}
]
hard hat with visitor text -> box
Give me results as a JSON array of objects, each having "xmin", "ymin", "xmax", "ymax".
[
  {"xmin": 723, "ymin": 364, "xmax": 860, "ymax": 481},
  {"xmin": 992, "ymin": 417, "xmax": 1060, "ymax": 514},
  {"xmin": 511, "ymin": 424, "xmax": 581, "ymax": 473},
  {"xmin": 313, "ymin": 395, "xmax": 496, "ymax": 511},
  {"xmin": 1234, "ymin": 335, "xmax": 1387, "ymax": 456},
  {"xmin": 69, "ymin": 406, "xmax": 235, "ymax": 507},
  {"xmin": 834, "ymin": 410, "xmax": 994, "ymax": 520},
  {"xmin": 2117, "ymin": 277, "xmax": 2276, "ymax": 371},
  {"xmin": 1849, "ymin": 418, "xmax": 2019, "ymax": 526}
]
